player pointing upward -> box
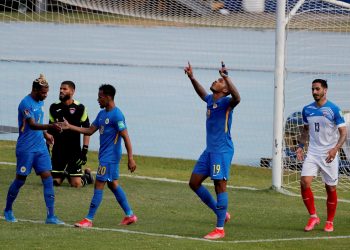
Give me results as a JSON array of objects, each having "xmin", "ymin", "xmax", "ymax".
[
  {"xmin": 296, "ymin": 79, "xmax": 347, "ymax": 232},
  {"xmin": 184, "ymin": 62, "xmax": 240, "ymax": 240}
]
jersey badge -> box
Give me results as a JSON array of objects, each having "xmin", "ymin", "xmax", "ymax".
[
  {"xmin": 213, "ymin": 103, "xmax": 218, "ymax": 109},
  {"xmin": 118, "ymin": 121, "xmax": 126, "ymax": 130},
  {"xmin": 69, "ymin": 108, "xmax": 76, "ymax": 114},
  {"xmin": 105, "ymin": 118, "xmax": 110, "ymax": 124},
  {"xmin": 20, "ymin": 166, "xmax": 26, "ymax": 173}
]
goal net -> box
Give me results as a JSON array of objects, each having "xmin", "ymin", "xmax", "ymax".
[{"xmin": 0, "ymin": 1, "xmax": 350, "ymax": 196}]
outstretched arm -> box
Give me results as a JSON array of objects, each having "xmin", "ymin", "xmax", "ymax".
[
  {"xmin": 219, "ymin": 62, "xmax": 241, "ymax": 108},
  {"xmin": 60, "ymin": 119, "xmax": 98, "ymax": 136},
  {"xmin": 120, "ymin": 129, "xmax": 136, "ymax": 173},
  {"xmin": 184, "ymin": 62, "xmax": 208, "ymax": 101},
  {"xmin": 27, "ymin": 117, "xmax": 61, "ymax": 131}
]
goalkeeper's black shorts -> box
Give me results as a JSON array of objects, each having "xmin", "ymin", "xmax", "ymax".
[{"xmin": 51, "ymin": 153, "xmax": 83, "ymax": 178}]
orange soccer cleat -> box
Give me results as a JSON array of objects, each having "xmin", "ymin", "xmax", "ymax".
[
  {"xmin": 324, "ymin": 221, "xmax": 334, "ymax": 232},
  {"xmin": 74, "ymin": 218, "xmax": 93, "ymax": 228},
  {"xmin": 204, "ymin": 228, "xmax": 225, "ymax": 240},
  {"xmin": 119, "ymin": 214, "xmax": 138, "ymax": 225},
  {"xmin": 304, "ymin": 216, "xmax": 320, "ymax": 232}
]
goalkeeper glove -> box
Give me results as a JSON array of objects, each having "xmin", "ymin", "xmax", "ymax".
[{"xmin": 76, "ymin": 145, "xmax": 88, "ymax": 167}]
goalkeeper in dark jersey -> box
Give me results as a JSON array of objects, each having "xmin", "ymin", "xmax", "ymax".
[{"xmin": 48, "ymin": 81, "xmax": 94, "ymax": 187}]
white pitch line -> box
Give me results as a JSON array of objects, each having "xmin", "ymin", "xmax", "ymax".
[
  {"xmin": 1, "ymin": 216, "xmax": 350, "ymax": 244},
  {"xmin": 0, "ymin": 161, "xmax": 258, "ymax": 191},
  {"xmin": 2, "ymin": 161, "xmax": 350, "ymax": 202},
  {"xmin": 118, "ymin": 173, "xmax": 258, "ymax": 191}
]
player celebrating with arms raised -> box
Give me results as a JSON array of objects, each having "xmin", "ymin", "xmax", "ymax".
[
  {"xmin": 296, "ymin": 79, "xmax": 347, "ymax": 232},
  {"xmin": 184, "ymin": 62, "xmax": 240, "ymax": 240}
]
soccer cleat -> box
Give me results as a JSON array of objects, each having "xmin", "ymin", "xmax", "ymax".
[
  {"xmin": 4, "ymin": 210, "xmax": 17, "ymax": 223},
  {"xmin": 324, "ymin": 221, "xmax": 334, "ymax": 232},
  {"xmin": 119, "ymin": 214, "xmax": 138, "ymax": 225},
  {"xmin": 45, "ymin": 215, "xmax": 65, "ymax": 225},
  {"xmin": 225, "ymin": 212, "xmax": 231, "ymax": 224},
  {"xmin": 204, "ymin": 228, "xmax": 225, "ymax": 240},
  {"xmin": 304, "ymin": 216, "xmax": 320, "ymax": 232},
  {"xmin": 84, "ymin": 168, "xmax": 94, "ymax": 184},
  {"xmin": 74, "ymin": 218, "xmax": 93, "ymax": 228}
]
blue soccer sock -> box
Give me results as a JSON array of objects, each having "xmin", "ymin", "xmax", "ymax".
[
  {"xmin": 42, "ymin": 176, "xmax": 55, "ymax": 218},
  {"xmin": 194, "ymin": 185, "xmax": 217, "ymax": 213},
  {"xmin": 112, "ymin": 185, "xmax": 133, "ymax": 216},
  {"xmin": 86, "ymin": 189, "xmax": 103, "ymax": 220},
  {"xmin": 216, "ymin": 192, "xmax": 228, "ymax": 228},
  {"xmin": 5, "ymin": 179, "xmax": 25, "ymax": 211}
]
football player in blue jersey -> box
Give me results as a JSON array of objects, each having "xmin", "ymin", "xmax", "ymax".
[
  {"xmin": 184, "ymin": 62, "xmax": 241, "ymax": 239},
  {"xmin": 296, "ymin": 79, "xmax": 347, "ymax": 233},
  {"xmin": 4, "ymin": 74, "xmax": 64, "ymax": 225},
  {"xmin": 60, "ymin": 84, "xmax": 137, "ymax": 228}
]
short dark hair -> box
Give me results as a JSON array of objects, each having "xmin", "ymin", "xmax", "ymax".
[
  {"xmin": 32, "ymin": 74, "xmax": 49, "ymax": 90},
  {"xmin": 312, "ymin": 79, "xmax": 328, "ymax": 88},
  {"xmin": 99, "ymin": 84, "xmax": 116, "ymax": 99},
  {"xmin": 61, "ymin": 80, "xmax": 75, "ymax": 90}
]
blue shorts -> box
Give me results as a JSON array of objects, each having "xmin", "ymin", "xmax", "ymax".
[
  {"xmin": 96, "ymin": 162, "xmax": 120, "ymax": 182},
  {"xmin": 16, "ymin": 150, "xmax": 52, "ymax": 176},
  {"xmin": 193, "ymin": 150, "xmax": 233, "ymax": 180}
]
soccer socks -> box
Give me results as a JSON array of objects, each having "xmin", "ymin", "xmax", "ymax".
[
  {"xmin": 42, "ymin": 176, "xmax": 55, "ymax": 217},
  {"xmin": 326, "ymin": 189, "xmax": 337, "ymax": 222},
  {"xmin": 216, "ymin": 192, "xmax": 228, "ymax": 228},
  {"xmin": 86, "ymin": 189, "xmax": 103, "ymax": 220},
  {"xmin": 194, "ymin": 185, "xmax": 217, "ymax": 212},
  {"xmin": 301, "ymin": 187, "xmax": 316, "ymax": 216},
  {"xmin": 5, "ymin": 179, "xmax": 25, "ymax": 211},
  {"xmin": 112, "ymin": 186, "xmax": 133, "ymax": 216}
]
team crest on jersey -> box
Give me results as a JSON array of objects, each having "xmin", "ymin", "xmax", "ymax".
[
  {"xmin": 20, "ymin": 166, "xmax": 26, "ymax": 173},
  {"xmin": 105, "ymin": 118, "xmax": 110, "ymax": 124},
  {"xmin": 69, "ymin": 108, "xmax": 76, "ymax": 114},
  {"xmin": 213, "ymin": 103, "xmax": 218, "ymax": 109}
]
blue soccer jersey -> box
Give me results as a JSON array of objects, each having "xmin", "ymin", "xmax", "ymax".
[
  {"xmin": 302, "ymin": 100, "xmax": 346, "ymax": 155},
  {"xmin": 16, "ymin": 95, "xmax": 46, "ymax": 153},
  {"xmin": 92, "ymin": 107, "xmax": 127, "ymax": 163},
  {"xmin": 205, "ymin": 94, "xmax": 234, "ymax": 153}
]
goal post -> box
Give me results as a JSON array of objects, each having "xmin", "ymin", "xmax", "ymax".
[{"xmin": 272, "ymin": 0, "xmax": 287, "ymax": 190}]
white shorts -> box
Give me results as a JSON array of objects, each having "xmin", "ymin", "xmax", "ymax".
[{"xmin": 301, "ymin": 153, "xmax": 339, "ymax": 186}]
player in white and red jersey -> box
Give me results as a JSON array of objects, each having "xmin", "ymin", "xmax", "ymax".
[{"xmin": 296, "ymin": 79, "xmax": 347, "ymax": 233}]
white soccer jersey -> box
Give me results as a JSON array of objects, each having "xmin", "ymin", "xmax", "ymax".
[{"xmin": 302, "ymin": 100, "xmax": 346, "ymax": 155}]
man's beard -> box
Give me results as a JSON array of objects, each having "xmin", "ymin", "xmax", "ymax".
[{"xmin": 59, "ymin": 94, "xmax": 70, "ymax": 102}]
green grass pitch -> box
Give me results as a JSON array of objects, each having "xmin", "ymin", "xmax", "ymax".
[{"xmin": 0, "ymin": 140, "xmax": 350, "ymax": 249}]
